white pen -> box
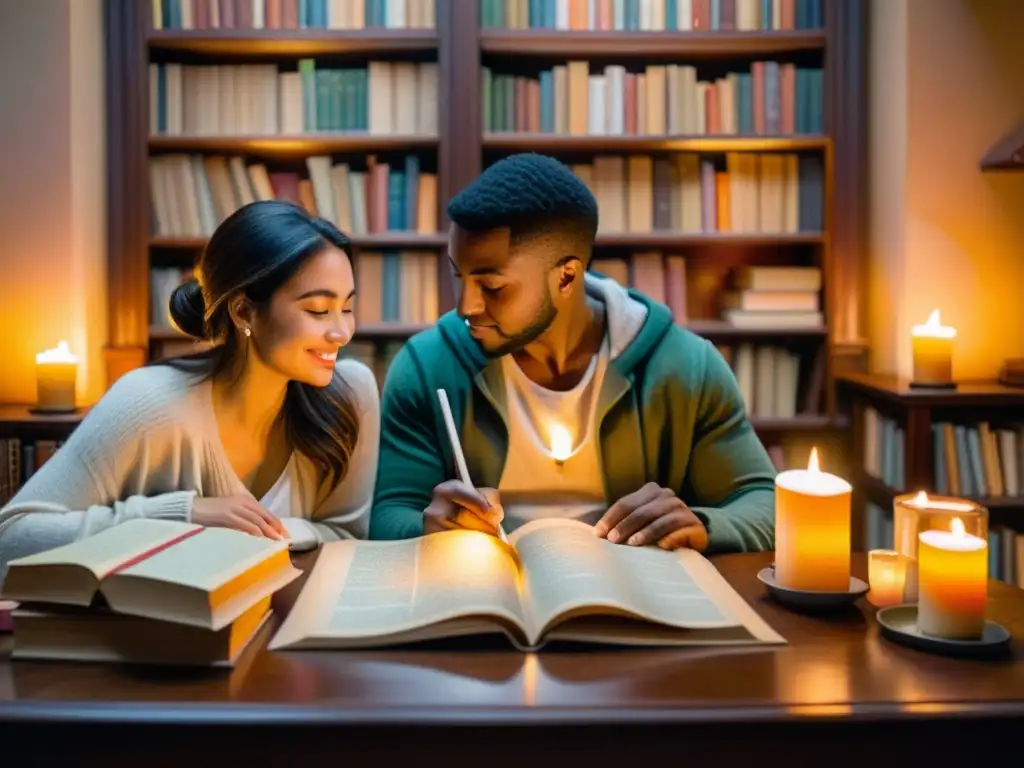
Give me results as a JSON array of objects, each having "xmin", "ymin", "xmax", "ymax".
[{"xmin": 436, "ymin": 388, "xmax": 510, "ymax": 544}]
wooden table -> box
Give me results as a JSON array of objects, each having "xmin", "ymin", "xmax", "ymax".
[{"xmin": 2, "ymin": 551, "xmax": 1023, "ymax": 766}]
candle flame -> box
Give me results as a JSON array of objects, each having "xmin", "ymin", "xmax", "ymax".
[
  {"xmin": 550, "ymin": 424, "xmax": 572, "ymax": 462},
  {"xmin": 36, "ymin": 340, "xmax": 77, "ymax": 364},
  {"xmin": 912, "ymin": 308, "xmax": 956, "ymax": 339},
  {"xmin": 951, "ymin": 517, "xmax": 965, "ymax": 537},
  {"xmin": 807, "ymin": 447, "xmax": 820, "ymax": 472},
  {"xmin": 914, "ymin": 490, "xmax": 929, "ymax": 505}
]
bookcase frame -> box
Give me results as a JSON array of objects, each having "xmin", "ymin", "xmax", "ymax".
[
  {"xmin": 838, "ymin": 372, "xmax": 1024, "ymax": 552},
  {"xmin": 100, "ymin": 0, "xmax": 869, "ymax": 438}
]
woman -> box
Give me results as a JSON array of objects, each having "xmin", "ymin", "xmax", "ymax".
[{"xmin": 0, "ymin": 200, "xmax": 379, "ymax": 573}]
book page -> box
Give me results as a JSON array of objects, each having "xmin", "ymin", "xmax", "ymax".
[
  {"xmin": 512, "ymin": 519, "xmax": 783, "ymax": 645},
  {"xmin": 3, "ymin": 519, "xmax": 201, "ymax": 579},
  {"xmin": 116, "ymin": 526, "xmax": 286, "ymax": 591},
  {"xmin": 271, "ymin": 531, "xmax": 527, "ymax": 649}
]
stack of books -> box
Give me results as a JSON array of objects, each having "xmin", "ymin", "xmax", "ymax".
[{"xmin": 0, "ymin": 519, "xmax": 301, "ymax": 667}]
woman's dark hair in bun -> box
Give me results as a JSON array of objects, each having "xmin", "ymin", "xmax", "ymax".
[
  {"xmin": 156, "ymin": 200, "xmax": 360, "ymax": 490},
  {"xmin": 168, "ymin": 279, "xmax": 207, "ymax": 339}
]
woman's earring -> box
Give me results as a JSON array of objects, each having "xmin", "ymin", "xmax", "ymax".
[{"xmin": 244, "ymin": 326, "xmax": 252, "ymax": 338}]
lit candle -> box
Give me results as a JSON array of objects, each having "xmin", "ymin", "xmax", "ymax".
[
  {"xmin": 893, "ymin": 491, "xmax": 987, "ymax": 602},
  {"xmin": 35, "ymin": 341, "xmax": 78, "ymax": 413},
  {"xmin": 911, "ymin": 308, "xmax": 956, "ymax": 386},
  {"xmin": 867, "ymin": 549, "xmax": 906, "ymax": 608},
  {"xmin": 774, "ymin": 447, "xmax": 853, "ymax": 592},
  {"xmin": 917, "ymin": 517, "xmax": 988, "ymax": 639},
  {"xmin": 549, "ymin": 423, "xmax": 572, "ymax": 465}
]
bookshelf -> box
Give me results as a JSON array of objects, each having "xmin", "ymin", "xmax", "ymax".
[
  {"xmin": 97, "ymin": 0, "xmax": 868, "ymax": 446},
  {"xmin": 104, "ymin": 0, "xmax": 454, "ymax": 385},
  {"xmin": 462, "ymin": 0, "xmax": 867, "ymax": 469},
  {"xmin": 838, "ymin": 372, "xmax": 1024, "ymax": 585}
]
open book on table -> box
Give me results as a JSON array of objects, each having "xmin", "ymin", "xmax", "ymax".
[
  {"xmin": 269, "ymin": 518, "xmax": 785, "ymax": 651},
  {"xmin": 1, "ymin": 518, "xmax": 301, "ymax": 631}
]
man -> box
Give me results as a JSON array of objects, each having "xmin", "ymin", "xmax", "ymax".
[{"xmin": 370, "ymin": 153, "xmax": 775, "ymax": 554}]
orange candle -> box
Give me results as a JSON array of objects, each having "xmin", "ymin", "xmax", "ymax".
[
  {"xmin": 867, "ymin": 549, "xmax": 906, "ymax": 608},
  {"xmin": 911, "ymin": 309, "xmax": 956, "ymax": 385},
  {"xmin": 774, "ymin": 447, "xmax": 852, "ymax": 591},
  {"xmin": 917, "ymin": 518, "xmax": 988, "ymax": 639}
]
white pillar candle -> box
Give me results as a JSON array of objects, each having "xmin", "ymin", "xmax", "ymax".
[
  {"xmin": 35, "ymin": 341, "xmax": 78, "ymax": 413},
  {"xmin": 918, "ymin": 518, "xmax": 988, "ymax": 639},
  {"xmin": 774, "ymin": 448, "xmax": 853, "ymax": 592},
  {"xmin": 911, "ymin": 309, "xmax": 956, "ymax": 385}
]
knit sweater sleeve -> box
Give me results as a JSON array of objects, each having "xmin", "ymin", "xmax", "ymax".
[
  {"xmin": 0, "ymin": 369, "xmax": 196, "ymax": 576},
  {"xmin": 279, "ymin": 358, "xmax": 380, "ymax": 549}
]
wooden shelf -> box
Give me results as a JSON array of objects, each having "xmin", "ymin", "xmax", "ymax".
[
  {"xmin": 0, "ymin": 404, "xmax": 88, "ymax": 437},
  {"xmin": 148, "ymin": 134, "xmax": 439, "ymax": 155},
  {"xmin": 150, "ymin": 233, "xmax": 449, "ymax": 249},
  {"xmin": 838, "ymin": 372, "xmax": 1024, "ymax": 408},
  {"xmin": 594, "ymin": 232, "xmax": 824, "ymax": 247},
  {"xmin": 752, "ymin": 414, "xmax": 848, "ymax": 433},
  {"xmin": 479, "ymin": 29, "xmax": 826, "ymax": 57},
  {"xmin": 153, "ymin": 232, "xmax": 819, "ymax": 250},
  {"xmin": 149, "ymin": 322, "xmax": 429, "ymax": 342},
  {"xmin": 482, "ymin": 133, "xmax": 830, "ymax": 153},
  {"xmin": 862, "ymin": 474, "xmax": 1024, "ymax": 524},
  {"xmin": 148, "ymin": 28, "xmax": 438, "ymax": 56},
  {"xmin": 682, "ymin": 319, "xmax": 827, "ymax": 339}
]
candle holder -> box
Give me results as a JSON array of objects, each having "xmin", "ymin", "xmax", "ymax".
[
  {"xmin": 757, "ymin": 566, "xmax": 868, "ymax": 613},
  {"xmin": 893, "ymin": 492, "xmax": 988, "ymax": 603},
  {"xmin": 876, "ymin": 605, "xmax": 1011, "ymax": 658},
  {"xmin": 908, "ymin": 380, "xmax": 957, "ymax": 391}
]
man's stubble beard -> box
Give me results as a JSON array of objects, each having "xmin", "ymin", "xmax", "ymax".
[{"xmin": 480, "ymin": 291, "xmax": 558, "ymax": 358}]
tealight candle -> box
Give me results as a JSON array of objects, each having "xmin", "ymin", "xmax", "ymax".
[
  {"xmin": 774, "ymin": 447, "xmax": 852, "ymax": 592},
  {"xmin": 35, "ymin": 341, "xmax": 78, "ymax": 413},
  {"xmin": 918, "ymin": 518, "xmax": 988, "ymax": 639},
  {"xmin": 867, "ymin": 549, "xmax": 906, "ymax": 608},
  {"xmin": 911, "ymin": 308, "xmax": 956, "ymax": 387}
]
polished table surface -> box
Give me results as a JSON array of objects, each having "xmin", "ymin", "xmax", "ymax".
[{"xmin": 2, "ymin": 551, "xmax": 1023, "ymax": 763}]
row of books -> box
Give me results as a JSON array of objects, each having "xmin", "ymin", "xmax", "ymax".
[
  {"xmin": 149, "ymin": 153, "xmax": 438, "ymax": 238},
  {"xmin": 0, "ymin": 438, "xmax": 61, "ymax": 506},
  {"xmin": 863, "ymin": 408, "xmax": 1024, "ymax": 501},
  {"xmin": 931, "ymin": 421, "xmax": 1024, "ymax": 499},
  {"xmin": 569, "ymin": 152, "xmax": 823, "ymax": 234},
  {"xmin": 153, "ymin": 0, "xmax": 437, "ymax": 30},
  {"xmin": 863, "ymin": 504, "xmax": 1024, "ymax": 589},
  {"xmin": 722, "ymin": 344, "xmax": 805, "ymax": 420},
  {"xmin": 480, "ymin": 0, "xmax": 823, "ymax": 31},
  {"xmin": 592, "ymin": 257, "xmax": 822, "ymax": 330},
  {"xmin": 150, "ymin": 61, "xmax": 439, "ymax": 136},
  {"xmin": 151, "ymin": 249, "xmax": 441, "ymax": 332},
  {"xmin": 862, "ymin": 409, "xmax": 905, "ymax": 491},
  {"xmin": 483, "ymin": 63, "xmax": 823, "ymax": 138}
]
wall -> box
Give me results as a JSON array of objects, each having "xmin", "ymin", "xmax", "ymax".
[
  {"xmin": 0, "ymin": 0, "xmax": 106, "ymax": 407},
  {"xmin": 868, "ymin": 0, "xmax": 1024, "ymax": 380}
]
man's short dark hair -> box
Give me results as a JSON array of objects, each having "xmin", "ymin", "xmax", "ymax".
[{"xmin": 446, "ymin": 153, "xmax": 599, "ymax": 250}]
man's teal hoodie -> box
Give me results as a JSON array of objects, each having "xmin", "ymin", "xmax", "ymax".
[{"xmin": 369, "ymin": 274, "xmax": 776, "ymax": 554}]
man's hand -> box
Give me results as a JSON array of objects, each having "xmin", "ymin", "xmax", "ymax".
[
  {"xmin": 423, "ymin": 480, "xmax": 504, "ymax": 537},
  {"xmin": 593, "ymin": 483, "xmax": 708, "ymax": 552}
]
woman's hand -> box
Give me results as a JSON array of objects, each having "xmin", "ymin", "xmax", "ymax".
[{"xmin": 191, "ymin": 495, "xmax": 288, "ymax": 540}]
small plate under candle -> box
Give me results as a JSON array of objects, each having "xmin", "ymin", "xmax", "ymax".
[
  {"xmin": 757, "ymin": 567, "xmax": 868, "ymax": 612},
  {"xmin": 876, "ymin": 604, "xmax": 1012, "ymax": 658}
]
